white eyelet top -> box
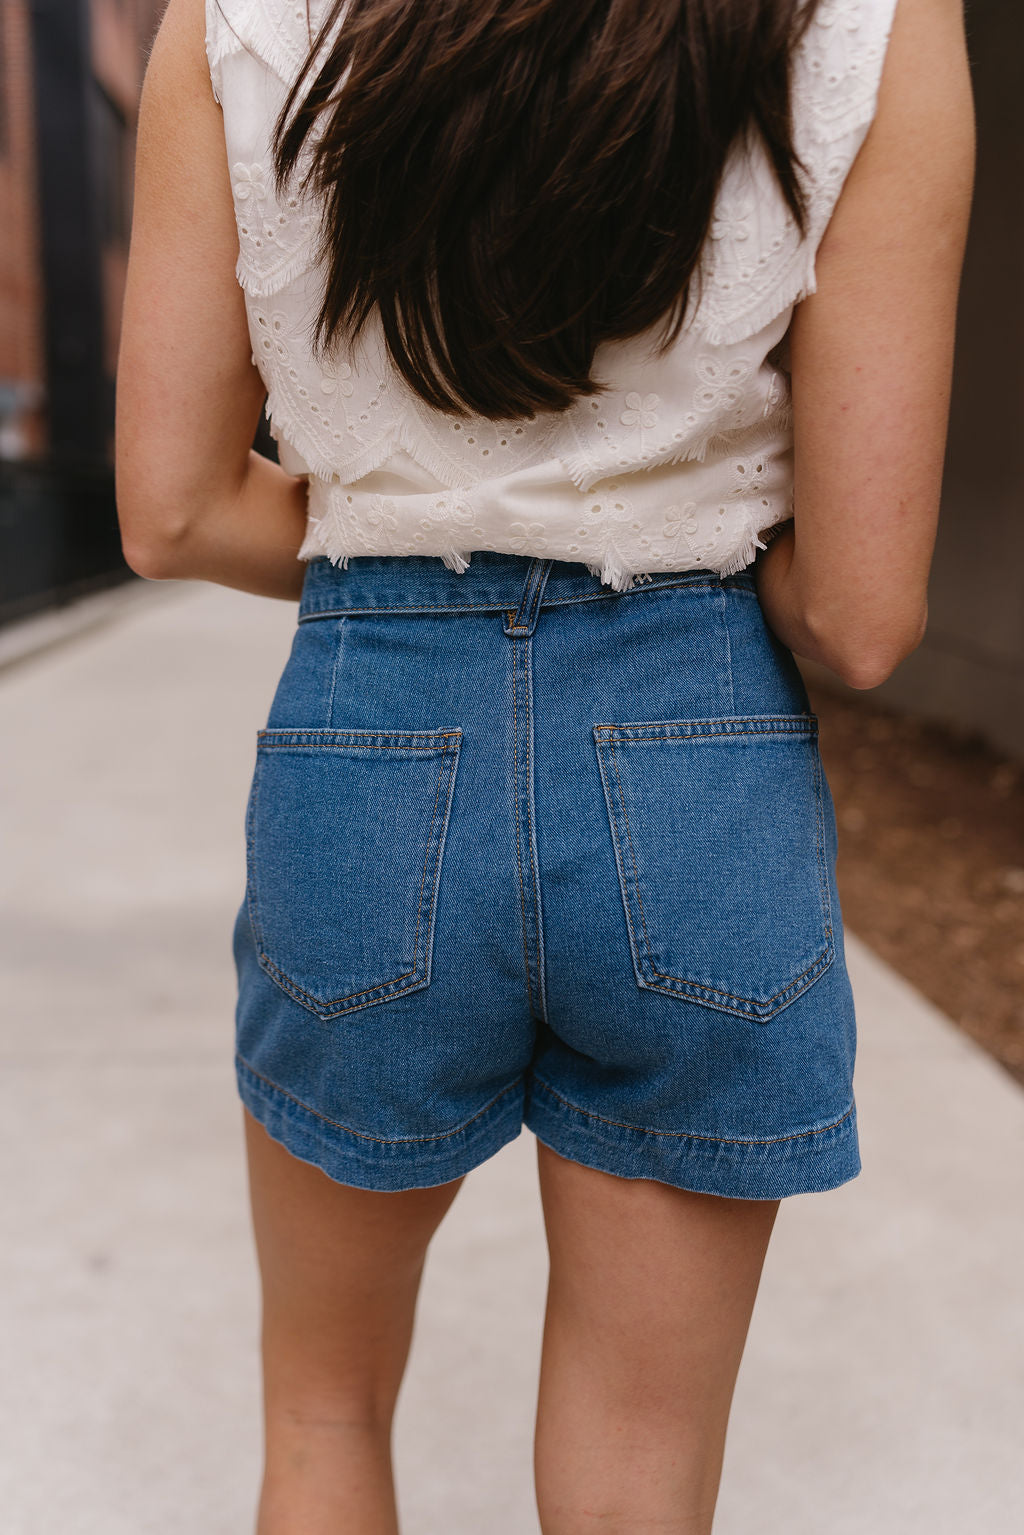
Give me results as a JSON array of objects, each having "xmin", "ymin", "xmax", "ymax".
[{"xmin": 205, "ymin": 0, "xmax": 898, "ymax": 591}]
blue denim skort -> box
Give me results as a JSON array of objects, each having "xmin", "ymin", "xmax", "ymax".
[{"xmin": 233, "ymin": 550, "xmax": 860, "ymax": 1199}]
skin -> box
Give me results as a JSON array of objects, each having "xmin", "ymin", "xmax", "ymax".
[
  {"xmin": 116, "ymin": 2, "xmax": 975, "ymax": 1532},
  {"xmin": 755, "ymin": 0, "xmax": 976, "ymax": 689}
]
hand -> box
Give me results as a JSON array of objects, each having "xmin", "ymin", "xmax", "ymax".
[{"xmin": 752, "ymin": 520, "xmax": 798, "ymax": 644}]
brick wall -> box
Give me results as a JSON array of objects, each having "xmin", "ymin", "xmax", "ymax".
[
  {"xmin": 0, "ymin": 0, "xmax": 45, "ymax": 458},
  {"xmin": 0, "ymin": 0, "xmax": 165, "ymax": 622},
  {"xmin": 91, "ymin": 0, "xmax": 165, "ymax": 392},
  {"xmin": 0, "ymin": 0, "xmax": 163, "ymax": 466}
]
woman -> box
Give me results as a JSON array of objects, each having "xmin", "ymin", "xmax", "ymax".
[{"xmin": 115, "ymin": 0, "xmax": 974, "ymax": 1530}]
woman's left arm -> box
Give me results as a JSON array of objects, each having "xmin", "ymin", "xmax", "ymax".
[{"xmin": 115, "ymin": 0, "xmax": 309, "ymax": 600}]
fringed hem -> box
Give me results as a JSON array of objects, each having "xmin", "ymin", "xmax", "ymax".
[
  {"xmin": 204, "ymin": 0, "xmax": 245, "ymax": 105},
  {"xmin": 264, "ymin": 403, "xmax": 400, "ymax": 486},
  {"xmin": 236, "ymin": 247, "xmax": 321, "ymax": 299},
  {"xmin": 558, "ymin": 406, "xmax": 794, "ymax": 498},
  {"xmin": 223, "ymin": 0, "xmax": 309, "ymax": 87},
  {"xmin": 582, "ymin": 557, "xmax": 646, "ymax": 592},
  {"xmin": 261, "ymin": 390, "xmax": 487, "ymax": 491},
  {"xmin": 686, "ymin": 254, "xmax": 817, "ymax": 351},
  {"xmin": 295, "ymin": 516, "xmax": 784, "ymax": 595}
]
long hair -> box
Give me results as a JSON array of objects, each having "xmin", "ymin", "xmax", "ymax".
[{"xmin": 271, "ymin": 0, "xmax": 821, "ymax": 421}]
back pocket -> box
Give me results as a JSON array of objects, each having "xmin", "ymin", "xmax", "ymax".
[
  {"xmin": 593, "ymin": 715, "xmax": 833, "ymax": 1022},
  {"xmin": 246, "ymin": 727, "xmax": 462, "ymax": 1020}
]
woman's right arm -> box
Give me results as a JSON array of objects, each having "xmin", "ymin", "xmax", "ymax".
[{"xmin": 755, "ymin": 0, "xmax": 975, "ymax": 691}]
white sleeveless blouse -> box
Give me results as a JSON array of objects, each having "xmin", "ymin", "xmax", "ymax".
[{"xmin": 205, "ymin": 0, "xmax": 898, "ymax": 591}]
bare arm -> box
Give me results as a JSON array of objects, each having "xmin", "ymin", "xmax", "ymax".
[
  {"xmin": 755, "ymin": 0, "xmax": 976, "ymax": 689},
  {"xmin": 115, "ymin": 0, "xmax": 308, "ymax": 600}
]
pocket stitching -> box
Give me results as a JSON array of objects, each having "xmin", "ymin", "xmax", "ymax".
[
  {"xmin": 594, "ymin": 714, "xmax": 818, "ymax": 743},
  {"xmin": 258, "ymin": 727, "xmax": 462, "ymax": 749},
  {"xmin": 596, "ymin": 718, "xmax": 835, "ymax": 1018},
  {"xmin": 255, "ymin": 747, "xmax": 451, "ymax": 1007},
  {"xmin": 247, "ymin": 730, "xmax": 461, "ymax": 1019}
]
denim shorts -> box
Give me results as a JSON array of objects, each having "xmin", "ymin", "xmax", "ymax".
[{"xmin": 232, "ymin": 550, "xmax": 860, "ymax": 1199}]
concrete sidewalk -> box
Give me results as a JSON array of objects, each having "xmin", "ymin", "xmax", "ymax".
[{"xmin": 1, "ymin": 580, "xmax": 1021, "ymax": 1535}]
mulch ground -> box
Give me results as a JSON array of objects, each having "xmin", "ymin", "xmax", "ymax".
[{"xmin": 803, "ymin": 677, "xmax": 1024, "ymax": 1087}]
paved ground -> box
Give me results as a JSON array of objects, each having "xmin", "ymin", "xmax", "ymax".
[{"xmin": 2, "ymin": 579, "xmax": 1022, "ymax": 1535}]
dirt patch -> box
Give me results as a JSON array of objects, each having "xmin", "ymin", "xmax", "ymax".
[{"xmin": 804, "ymin": 679, "xmax": 1024, "ymax": 1086}]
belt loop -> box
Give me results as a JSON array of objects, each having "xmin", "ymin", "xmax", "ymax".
[{"xmin": 503, "ymin": 558, "xmax": 554, "ymax": 637}]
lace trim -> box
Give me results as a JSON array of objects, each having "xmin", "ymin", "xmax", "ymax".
[
  {"xmin": 558, "ymin": 403, "xmax": 794, "ymax": 498},
  {"xmin": 297, "ymin": 484, "xmax": 787, "ymax": 594},
  {"xmin": 206, "ymin": 0, "xmax": 313, "ymax": 88},
  {"xmin": 228, "ymin": 159, "xmax": 324, "ymax": 296},
  {"xmin": 799, "ymin": 0, "xmax": 896, "ymax": 141},
  {"xmin": 204, "ymin": 0, "xmax": 244, "ymax": 104},
  {"xmin": 686, "ymin": 0, "xmax": 899, "ymax": 344}
]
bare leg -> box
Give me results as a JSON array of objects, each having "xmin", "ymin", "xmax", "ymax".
[
  {"xmin": 533, "ymin": 1141, "xmax": 780, "ymax": 1535},
  {"xmin": 243, "ymin": 1108, "xmax": 463, "ymax": 1535}
]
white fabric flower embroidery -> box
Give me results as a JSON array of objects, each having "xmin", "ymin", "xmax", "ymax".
[
  {"xmin": 816, "ymin": 0, "xmax": 862, "ymax": 32},
  {"xmin": 320, "ymin": 363, "xmax": 354, "ymax": 399},
  {"xmin": 620, "ymin": 392, "xmax": 660, "ymax": 431},
  {"xmin": 364, "ymin": 496, "xmax": 399, "ymax": 537},
  {"xmin": 661, "ymin": 503, "xmax": 699, "ymax": 544},
  {"xmin": 231, "ymin": 162, "xmax": 268, "ymax": 202},
  {"xmin": 506, "ymin": 521, "xmax": 549, "ymax": 553},
  {"xmin": 694, "ymin": 356, "xmax": 753, "ymax": 414},
  {"xmin": 710, "ymin": 197, "xmax": 753, "ymax": 245},
  {"xmin": 728, "ymin": 455, "xmax": 772, "ymax": 502}
]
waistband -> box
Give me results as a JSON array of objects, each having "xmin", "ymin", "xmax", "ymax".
[{"xmin": 297, "ymin": 551, "xmax": 757, "ymax": 625}]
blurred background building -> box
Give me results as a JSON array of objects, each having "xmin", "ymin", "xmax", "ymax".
[
  {"xmin": 0, "ymin": 0, "xmax": 163, "ymax": 625},
  {"xmin": 0, "ymin": 0, "xmax": 1021, "ymax": 755}
]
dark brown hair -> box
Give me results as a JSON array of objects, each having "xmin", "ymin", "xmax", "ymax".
[{"xmin": 272, "ymin": 0, "xmax": 821, "ymax": 420}]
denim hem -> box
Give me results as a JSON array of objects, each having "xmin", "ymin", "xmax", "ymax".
[
  {"xmin": 524, "ymin": 1076, "xmax": 861, "ymax": 1200},
  {"xmin": 236, "ymin": 1054, "xmax": 526, "ymax": 1192}
]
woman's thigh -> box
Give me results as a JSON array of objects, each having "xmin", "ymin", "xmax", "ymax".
[
  {"xmin": 243, "ymin": 1108, "xmax": 464, "ymax": 1416},
  {"xmin": 534, "ymin": 1139, "xmax": 780, "ymax": 1525}
]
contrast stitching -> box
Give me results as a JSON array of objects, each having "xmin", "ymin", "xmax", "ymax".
[
  {"xmin": 251, "ymin": 739, "xmax": 460, "ymax": 1014},
  {"xmin": 324, "ymin": 617, "xmax": 346, "ymax": 725},
  {"xmin": 531, "ymin": 563, "xmax": 547, "ymax": 623},
  {"xmin": 257, "ymin": 729, "xmax": 461, "ymax": 748},
  {"xmin": 593, "ymin": 716, "xmax": 817, "ymax": 740},
  {"xmin": 811, "ymin": 736, "xmax": 835, "ymax": 948},
  {"xmin": 244, "ymin": 761, "xmax": 262, "ymax": 968},
  {"xmin": 509, "ymin": 563, "xmax": 537, "ymax": 633},
  {"xmin": 261, "ymin": 746, "xmax": 448, "ymax": 1007},
  {"xmin": 259, "ymin": 960, "xmax": 428, "ymax": 1016},
  {"xmin": 525, "ymin": 559, "xmax": 551, "ymax": 629},
  {"xmin": 296, "ymin": 573, "xmax": 754, "ymax": 622},
  {"xmin": 531, "ymin": 1074, "xmax": 856, "ymax": 1147},
  {"xmin": 631, "ymin": 960, "xmax": 832, "ymax": 1013},
  {"xmin": 604, "ymin": 734, "xmax": 831, "ymax": 1012},
  {"xmin": 511, "ymin": 635, "xmax": 537, "ymax": 1017},
  {"xmin": 594, "ymin": 743, "xmax": 647, "ymax": 992},
  {"xmin": 523, "ymin": 631, "xmax": 546, "ymax": 1021},
  {"xmin": 718, "ymin": 585, "xmax": 736, "ymax": 717},
  {"xmin": 505, "ymin": 564, "xmax": 547, "ymax": 634},
  {"xmin": 238, "ymin": 1053, "xmax": 525, "ymax": 1146},
  {"xmin": 258, "ymin": 743, "xmax": 454, "ymax": 752}
]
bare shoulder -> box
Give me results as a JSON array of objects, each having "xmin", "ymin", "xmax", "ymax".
[
  {"xmin": 814, "ymin": 0, "xmax": 975, "ymax": 280},
  {"xmin": 871, "ymin": 0, "xmax": 974, "ymax": 154},
  {"xmin": 141, "ymin": 0, "xmax": 217, "ymax": 110}
]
